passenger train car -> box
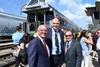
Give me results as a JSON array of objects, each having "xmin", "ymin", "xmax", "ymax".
[
  {"xmin": 22, "ymin": 0, "xmax": 80, "ymax": 34},
  {"xmin": 0, "ymin": 11, "xmax": 26, "ymax": 37}
]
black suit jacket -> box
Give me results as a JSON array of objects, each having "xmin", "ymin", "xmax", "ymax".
[
  {"xmin": 28, "ymin": 37, "xmax": 51, "ymax": 67},
  {"xmin": 65, "ymin": 39, "xmax": 82, "ymax": 67}
]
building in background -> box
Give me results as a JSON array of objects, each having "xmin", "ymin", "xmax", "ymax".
[
  {"xmin": 85, "ymin": 0, "xmax": 100, "ymax": 31},
  {"xmin": 22, "ymin": 0, "xmax": 80, "ymax": 34},
  {"xmin": 0, "ymin": 11, "xmax": 26, "ymax": 36}
]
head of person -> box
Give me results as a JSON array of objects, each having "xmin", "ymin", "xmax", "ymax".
[
  {"xmin": 65, "ymin": 30, "xmax": 73, "ymax": 41},
  {"xmin": 80, "ymin": 30, "xmax": 88, "ymax": 38},
  {"xmin": 51, "ymin": 17, "xmax": 60, "ymax": 29},
  {"xmin": 96, "ymin": 29, "xmax": 100, "ymax": 36},
  {"xmin": 16, "ymin": 26, "xmax": 22, "ymax": 31},
  {"xmin": 77, "ymin": 32, "xmax": 81, "ymax": 38},
  {"xmin": 37, "ymin": 25, "xmax": 47, "ymax": 39}
]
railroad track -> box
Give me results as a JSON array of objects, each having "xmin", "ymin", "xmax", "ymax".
[
  {"xmin": 0, "ymin": 36, "xmax": 12, "ymax": 39},
  {"xmin": 0, "ymin": 42, "xmax": 16, "ymax": 67},
  {"xmin": 0, "ymin": 36, "xmax": 12, "ymax": 43},
  {"xmin": 0, "ymin": 39, "xmax": 12, "ymax": 43}
]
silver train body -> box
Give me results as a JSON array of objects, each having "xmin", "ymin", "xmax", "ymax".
[{"xmin": 0, "ymin": 11, "xmax": 26, "ymax": 36}]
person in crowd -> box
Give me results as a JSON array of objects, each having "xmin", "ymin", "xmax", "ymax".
[
  {"xmin": 47, "ymin": 17, "xmax": 65, "ymax": 67},
  {"xmin": 12, "ymin": 26, "xmax": 24, "ymax": 67},
  {"xmin": 79, "ymin": 30, "xmax": 93, "ymax": 67},
  {"xmin": 16, "ymin": 32, "xmax": 31, "ymax": 67},
  {"xmin": 75, "ymin": 32, "xmax": 81, "ymax": 40},
  {"xmin": 65, "ymin": 29, "xmax": 82, "ymax": 67},
  {"xmin": 28, "ymin": 25, "xmax": 51, "ymax": 67},
  {"xmin": 92, "ymin": 31, "xmax": 99, "ymax": 59},
  {"xmin": 96, "ymin": 29, "xmax": 100, "ymax": 64},
  {"xmin": 12, "ymin": 26, "xmax": 24, "ymax": 46}
]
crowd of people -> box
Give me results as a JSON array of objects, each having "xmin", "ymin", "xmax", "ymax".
[{"xmin": 12, "ymin": 17, "xmax": 100, "ymax": 67}]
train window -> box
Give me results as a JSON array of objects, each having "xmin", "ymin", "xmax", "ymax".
[
  {"xmin": 94, "ymin": 11, "xmax": 99, "ymax": 19},
  {"xmin": 46, "ymin": 11, "xmax": 54, "ymax": 21},
  {"xmin": 60, "ymin": 20, "xmax": 64, "ymax": 26},
  {"xmin": 37, "ymin": 13, "xmax": 44, "ymax": 22},
  {"xmin": 29, "ymin": 24, "xmax": 35, "ymax": 31},
  {"xmin": 40, "ymin": 0, "xmax": 45, "ymax": 2},
  {"xmin": 27, "ymin": 13, "xmax": 35, "ymax": 22}
]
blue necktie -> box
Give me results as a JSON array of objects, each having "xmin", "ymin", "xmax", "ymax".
[
  {"xmin": 55, "ymin": 30, "xmax": 59, "ymax": 54},
  {"xmin": 67, "ymin": 41, "xmax": 69, "ymax": 48}
]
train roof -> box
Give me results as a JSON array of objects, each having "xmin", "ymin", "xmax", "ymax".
[
  {"xmin": 0, "ymin": 11, "xmax": 26, "ymax": 21},
  {"xmin": 21, "ymin": 1, "xmax": 73, "ymax": 23}
]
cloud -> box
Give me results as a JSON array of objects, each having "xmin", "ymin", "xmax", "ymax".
[
  {"xmin": 0, "ymin": 8, "xmax": 4, "ymax": 12},
  {"xmin": 46, "ymin": 0, "xmax": 56, "ymax": 4},
  {"xmin": 63, "ymin": 10, "xmax": 92, "ymax": 29},
  {"xmin": 62, "ymin": 2, "xmax": 94, "ymax": 29},
  {"xmin": 96, "ymin": 0, "xmax": 100, "ymax": 1},
  {"xmin": 46, "ymin": 0, "xmax": 95, "ymax": 29}
]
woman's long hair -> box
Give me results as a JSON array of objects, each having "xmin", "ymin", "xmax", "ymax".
[
  {"xmin": 79, "ymin": 30, "xmax": 88, "ymax": 39},
  {"xmin": 19, "ymin": 32, "xmax": 31, "ymax": 45}
]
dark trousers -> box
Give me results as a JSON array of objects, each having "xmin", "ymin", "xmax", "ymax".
[
  {"xmin": 97, "ymin": 50, "xmax": 100, "ymax": 64},
  {"xmin": 50, "ymin": 54, "xmax": 63, "ymax": 67},
  {"xmin": 15, "ymin": 56, "xmax": 20, "ymax": 67}
]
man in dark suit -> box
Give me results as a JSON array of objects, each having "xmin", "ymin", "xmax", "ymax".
[
  {"xmin": 28, "ymin": 25, "xmax": 51, "ymax": 67},
  {"xmin": 47, "ymin": 17, "xmax": 65, "ymax": 67},
  {"xmin": 65, "ymin": 30, "xmax": 82, "ymax": 67}
]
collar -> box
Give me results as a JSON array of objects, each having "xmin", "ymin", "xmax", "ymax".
[
  {"xmin": 52, "ymin": 28, "xmax": 59, "ymax": 32},
  {"xmin": 37, "ymin": 35, "xmax": 44, "ymax": 43},
  {"xmin": 66, "ymin": 40, "xmax": 72, "ymax": 43}
]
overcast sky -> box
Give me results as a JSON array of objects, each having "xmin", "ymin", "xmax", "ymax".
[{"xmin": 0, "ymin": 0, "xmax": 97, "ymax": 29}]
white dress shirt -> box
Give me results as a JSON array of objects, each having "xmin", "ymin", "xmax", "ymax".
[
  {"xmin": 51, "ymin": 28, "xmax": 61, "ymax": 55},
  {"xmin": 96, "ymin": 37, "xmax": 100, "ymax": 50}
]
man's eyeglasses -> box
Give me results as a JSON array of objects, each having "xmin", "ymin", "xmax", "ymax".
[
  {"xmin": 65, "ymin": 35, "xmax": 72, "ymax": 37},
  {"xmin": 53, "ymin": 23, "xmax": 60, "ymax": 24}
]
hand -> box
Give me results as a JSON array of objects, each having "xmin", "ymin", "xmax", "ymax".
[{"xmin": 61, "ymin": 63, "xmax": 66, "ymax": 67}]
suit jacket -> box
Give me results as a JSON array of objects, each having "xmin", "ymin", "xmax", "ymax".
[
  {"xmin": 65, "ymin": 39, "xmax": 82, "ymax": 67},
  {"xmin": 47, "ymin": 28, "xmax": 65, "ymax": 63},
  {"xmin": 28, "ymin": 37, "xmax": 51, "ymax": 67}
]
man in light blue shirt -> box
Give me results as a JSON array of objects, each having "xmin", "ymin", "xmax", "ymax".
[
  {"xmin": 12, "ymin": 26, "xmax": 24, "ymax": 46},
  {"xmin": 12, "ymin": 26, "xmax": 24, "ymax": 67}
]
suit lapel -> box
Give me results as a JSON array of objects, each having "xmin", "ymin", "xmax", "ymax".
[
  {"xmin": 47, "ymin": 28, "xmax": 52, "ymax": 39},
  {"xmin": 59, "ymin": 30, "xmax": 62, "ymax": 42},
  {"xmin": 50, "ymin": 29, "xmax": 52, "ymax": 39},
  {"xmin": 37, "ymin": 37, "xmax": 48, "ymax": 57},
  {"xmin": 69, "ymin": 40, "xmax": 74, "ymax": 50},
  {"xmin": 42, "ymin": 39, "xmax": 49, "ymax": 57},
  {"xmin": 58, "ymin": 29, "xmax": 63, "ymax": 47},
  {"xmin": 67, "ymin": 40, "xmax": 75, "ymax": 56}
]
